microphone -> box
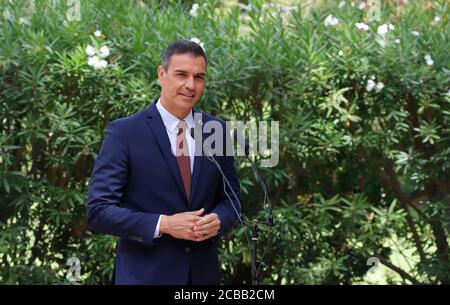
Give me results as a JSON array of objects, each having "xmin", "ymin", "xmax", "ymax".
[
  {"xmin": 233, "ymin": 129, "xmax": 250, "ymax": 156},
  {"xmin": 233, "ymin": 130, "xmax": 274, "ymax": 227},
  {"xmin": 233, "ymin": 128, "xmax": 276, "ymax": 285},
  {"xmin": 190, "ymin": 126, "xmax": 259, "ymax": 278},
  {"xmin": 190, "ymin": 126, "xmax": 242, "ymax": 218}
]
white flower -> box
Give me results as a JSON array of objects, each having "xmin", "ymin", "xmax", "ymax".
[
  {"xmin": 189, "ymin": 3, "xmax": 199, "ymax": 17},
  {"xmin": 88, "ymin": 55, "xmax": 107, "ymax": 70},
  {"xmin": 356, "ymin": 22, "xmax": 370, "ymax": 31},
  {"xmin": 377, "ymin": 23, "xmax": 394, "ymax": 37},
  {"xmin": 324, "ymin": 14, "xmax": 339, "ymax": 27},
  {"xmin": 338, "ymin": 50, "xmax": 344, "ymax": 56},
  {"xmin": 358, "ymin": 2, "xmax": 366, "ymax": 10},
  {"xmin": 411, "ymin": 30, "xmax": 420, "ymax": 36},
  {"xmin": 377, "ymin": 24, "xmax": 389, "ymax": 36},
  {"xmin": 190, "ymin": 37, "xmax": 205, "ymax": 52},
  {"xmin": 424, "ymin": 54, "xmax": 434, "ymax": 66},
  {"xmin": 88, "ymin": 55, "xmax": 100, "ymax": 67},
  {"xmin": 394, "ymin": 38, "xmax": 400, "ymax": 44},
  {"xmin": 376, "ymin": 82, "xmax": 384, "ymax": 90},
  {"xmin": 191, "ymin": 37, "xmax": 201, "ymax": 44},
  {"xmin": 85, "ymin": 45, "xmax": 96, "ymax": 57},
  {"xmin": 99, "ymin": 45, "xmax": 110, "ymax": 58},
  {"xmin": 338, "ymin": 1, "xmax": 346, "ymax": 8},
  {"xmin": 94, "ymin": 30, "xmax": 102, "ymax": 37},
  {"xmin": 431, "ymin": 15, "xmax": 441, "ymax": 25},
  {"xmin": 366, "ymin": 79, "xmax": 376, "ymax": 92},
  {"xmin": 93, "ymin": 59, "xmax": 108, "ymax": 70}
]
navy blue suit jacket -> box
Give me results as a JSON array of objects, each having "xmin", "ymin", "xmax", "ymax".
[{"xmin": 86, "ymin": 101, "xmax": 241, "ymax": 284}]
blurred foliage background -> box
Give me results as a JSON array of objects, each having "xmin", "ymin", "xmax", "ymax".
[{"xmin": 0, "ymin": 0, "xmax": 449, "ymax": 284}]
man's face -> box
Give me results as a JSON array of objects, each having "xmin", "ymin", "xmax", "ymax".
[{"xmin": 158, "ymin": 53, "xmax": 206, "ymax": 118}]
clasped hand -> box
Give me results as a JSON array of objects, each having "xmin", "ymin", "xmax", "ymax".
[{"xmin": 160, "ymin": 208, "xmax": 220, "ymax": 242}]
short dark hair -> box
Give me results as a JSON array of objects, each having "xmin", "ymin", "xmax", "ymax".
[{"xmin": 161, "ymin": 39, "xmax": 207, "ymax": 70}]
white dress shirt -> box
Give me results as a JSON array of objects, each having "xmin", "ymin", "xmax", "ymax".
[{"xmin": 153, "ymin": 99, "xmax": 196, "ymax": 238}]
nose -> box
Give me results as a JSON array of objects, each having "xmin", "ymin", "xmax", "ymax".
[{"xmin": 184, "ymin": 76, "xmax": 195, "ymax": 90}]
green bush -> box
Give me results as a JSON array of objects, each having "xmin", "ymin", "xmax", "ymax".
[{"xmin": 1, "ymin": 0, "xmax": 448, "ymax": 284}]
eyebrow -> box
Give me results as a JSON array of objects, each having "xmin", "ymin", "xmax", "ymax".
[{"xmin": 173, "ymin": 69, "xmax": 206, "ymax": 77}]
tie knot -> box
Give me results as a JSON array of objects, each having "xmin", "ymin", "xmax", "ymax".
[{"xmin": 178, "ymin": 120, "xmax": 188, "ymax": 134}]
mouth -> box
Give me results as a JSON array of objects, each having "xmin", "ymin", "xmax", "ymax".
[{"xmin": 178, "ymin": 93, "xmax": 195, "ymax": 99}]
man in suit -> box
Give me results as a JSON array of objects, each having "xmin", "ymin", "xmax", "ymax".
[{"xmin": 86, "ymin": 40, "xmax": 241, "ymax": 284}]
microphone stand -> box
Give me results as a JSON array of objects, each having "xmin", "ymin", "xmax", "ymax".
[
  {"xmin": 191, "ymin": 124, "xmax": 274, "ymax": 285},
  {"xmin": 237, "ymin": 131, "xmax": 274, "ymax": 286},
  {"xmin": 252, "ymin": 220, "xmax": 259, "ymax": 285},
  {"xmin": 247, "ymin": 162, "xmax": 274, "ymax": 285},
  {"xmin": 251, "ymin": 219, "xmax": 267, "ymax": 285}
]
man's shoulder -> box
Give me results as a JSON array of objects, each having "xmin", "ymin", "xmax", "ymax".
[{"xmin": 108, "ymin": 105, "xmax": 150, "ymax": 130}]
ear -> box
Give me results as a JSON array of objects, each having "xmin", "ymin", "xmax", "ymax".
[{"xmin": 157, "ymin": 65, "xmax": 165, "ymax": 81}]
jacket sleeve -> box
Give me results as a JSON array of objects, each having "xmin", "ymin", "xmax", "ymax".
[{"xmin": 86, "ymin": 121, "xmax": 160, "ymax": 246}]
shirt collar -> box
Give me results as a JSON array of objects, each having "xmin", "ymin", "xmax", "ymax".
[{"xmin": 156, "ymin": 98, "xmax": 194, "ymax": 134}]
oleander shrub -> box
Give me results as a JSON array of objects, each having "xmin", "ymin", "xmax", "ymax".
[{"xmin": 0, "ymin": 0, "xmax": 448, "ymax": 284}]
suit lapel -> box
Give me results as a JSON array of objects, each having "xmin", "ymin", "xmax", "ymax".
[
  {"xmin": 190, "ymin": 109, "xmax": 205, "ymax": 203},
  {"xmin": 145, "ymin": 102, "xmax": 186, "ymax": 201}
]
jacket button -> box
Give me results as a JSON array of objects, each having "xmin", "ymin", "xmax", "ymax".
[{"xmin": 185, "ymin": 247, "xmax": 190, "ymax": 253}]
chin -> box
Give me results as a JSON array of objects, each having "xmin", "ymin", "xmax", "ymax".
[{"xmin": 177, "ymin": 97, "xmax": 198, "ymax": 107}]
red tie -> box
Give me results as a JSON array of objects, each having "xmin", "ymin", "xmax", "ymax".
[{"xmin": 176, "ymin": 120, "xmax": 191, "ymax": 202}]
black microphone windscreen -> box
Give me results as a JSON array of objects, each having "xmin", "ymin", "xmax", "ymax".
[{"xmin": 233, "ymin": 129, "xmax": 249, "ymax": 156}]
